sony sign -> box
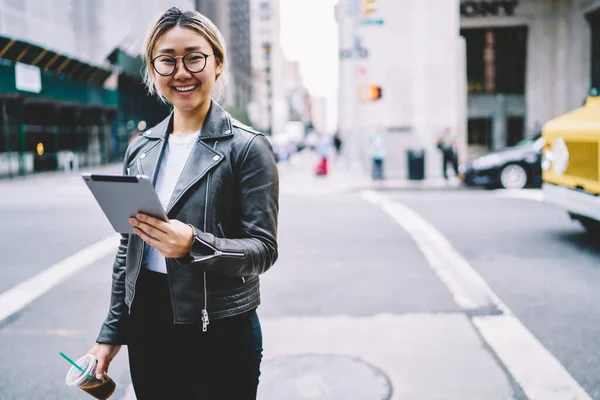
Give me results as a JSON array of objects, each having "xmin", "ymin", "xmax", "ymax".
[
  {"xmin": 460, "ymin": 0, "xmax": 519, "ymax": 17},
  {"xmin": 339, "ymin": 38, "xmax": 369, "ymax": 60}
]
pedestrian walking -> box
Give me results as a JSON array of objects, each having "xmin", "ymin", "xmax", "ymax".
[
  {"xmin": 333, "ymin": 132, "xmax": 343, "ymax": 156},
  {"xmin": 87, "ymin": 7, "xmax": 279, "ymax": 400},
  {"xmin": 315, "ymin": 134, "xmax": 331, "ymax": 176},
  {"xmin": 370, "ymin": 126, "xmax": 386, "ymax": 180},
  {"xmin": 436, "ymin": 126, "xmax": 459, "ymax": 180}
]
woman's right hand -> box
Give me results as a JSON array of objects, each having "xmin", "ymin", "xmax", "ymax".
[{"xmin": 88, "ymin": 343, "xmax": 122, "ymax": 380}]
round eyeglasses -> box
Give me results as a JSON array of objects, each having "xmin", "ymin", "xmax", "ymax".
[{"xmin": 151, "ymin": 51, "xmax": 213, "ymax": 76}]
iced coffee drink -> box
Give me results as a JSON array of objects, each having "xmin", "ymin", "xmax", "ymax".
[{"xmin": 65, "ymin": 354, "xmax": 116, "ymax": 399}]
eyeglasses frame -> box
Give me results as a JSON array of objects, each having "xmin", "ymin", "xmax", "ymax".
[{"xmin": 150, "ymin": 51, "xmax": 214, "ymax": 76}]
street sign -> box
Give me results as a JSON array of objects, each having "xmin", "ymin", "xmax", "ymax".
[
  {"xmin": 339, "ymin": 38, "xmax": 369, "ymax": 60},
  {"xmin": 460, "ymin": 0, "xmax": 519, "ymax": 17},
  {"xmin": 359, "ymin": 18, "xmax": 384, "ymax": 26},
  {"xmin": 15, "ymin": 62, "xmax": 41, "ymax": 93}
]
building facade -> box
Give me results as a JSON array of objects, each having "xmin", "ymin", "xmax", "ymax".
[
  {"xmin": 338, "ymin": 0, "xmax": 600, "ymax": 177},
  {"xmin": 337, "ymin": 0, "xmax": 463, "ymax": 177},
  {"xmin": 249, "ymin": 0, "xmax": 291, "ymax": 136},
  {"xmin": 195, "ymin": 0, "xmax": 253, "ymax": 122},
  {"xmin": 462, "ymin": 0, "xmax": 600, "ymax": 156},
  {"xmin": 310, "ymin": 96, "xmax": 328, "ymax": 135},
  {"xmin": 0, "ymin": 0, "xmax": 190, "ymax": 176}
]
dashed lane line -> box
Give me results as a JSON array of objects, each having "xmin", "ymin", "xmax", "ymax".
[{"xmin": 361, "ymin": 190, "xmax": 591, "ymax": 400}]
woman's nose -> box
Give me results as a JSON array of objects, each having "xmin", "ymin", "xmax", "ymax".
[{"xmin": 173, "ymin": 58, "xmax": 192, "ymax": 80}]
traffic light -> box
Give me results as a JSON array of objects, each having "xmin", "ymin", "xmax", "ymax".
[
  {"xmin": 360, "ymin": 85, "xmax": 382, "ymax": 101},
  {"xmin": 363, "ymin": 0, "xmax": 376, "ymax": 15}
]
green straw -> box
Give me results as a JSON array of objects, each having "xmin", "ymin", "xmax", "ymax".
[{"xmin": 59, "ymin": 352, "xmax": 95, "ymax": 381}]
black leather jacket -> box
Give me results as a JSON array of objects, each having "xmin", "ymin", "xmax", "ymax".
[{"xmin": 97, "ymin": 101, "xmax": 279, "ymax": 344}]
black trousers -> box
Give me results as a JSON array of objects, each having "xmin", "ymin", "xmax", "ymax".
[
  {"xmin": 127, "ymin": 268, "xmax": 263, "ymax": 400},
  {"xmin": 442, "ymin": 150, "xmax": 459, "ymax": 179},
  {"xmin": 372, "ymin": 159, "xmax": 384, "ymax": 180}
]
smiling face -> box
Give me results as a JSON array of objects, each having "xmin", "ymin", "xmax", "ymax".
[{"xmin": 152, "ymin": 26, "xmax": 223, "ymax": 112}]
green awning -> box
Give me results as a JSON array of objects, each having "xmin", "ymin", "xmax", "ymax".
[
  {"xmin": 107, "ymin": 47, "xmax": 144, "ymax": 79},
  {"xmin": 0, "ymin": 36, "xmax": 113, "ymax": 84},
  {"xmin": 0, "ymin": 35, "xmax": 117, "ymax": 108}
]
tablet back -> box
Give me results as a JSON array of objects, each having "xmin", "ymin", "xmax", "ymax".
[{"xmin": 82, "ymin": 174, "xmax": 168, "ymax": 234}]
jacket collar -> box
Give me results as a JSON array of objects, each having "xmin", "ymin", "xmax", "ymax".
[{"xmin": 142, "ymin": 100, "xmax": 234, "ymax": 141}]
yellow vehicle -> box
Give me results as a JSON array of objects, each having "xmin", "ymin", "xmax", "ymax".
[{"xmin": 542, "ymin": 92, "xmax": 600, "ymax": 234}]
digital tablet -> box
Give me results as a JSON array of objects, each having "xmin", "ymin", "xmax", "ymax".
[{"xmin": 82, "ymin": 173, "xmax": 168, "ymax": 234}]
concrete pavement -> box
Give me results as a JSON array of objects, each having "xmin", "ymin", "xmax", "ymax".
[{"xmin": 278, "ymin": 150, "xmax": 465, "ymax": 196}]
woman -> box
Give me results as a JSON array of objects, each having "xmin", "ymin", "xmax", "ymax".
[{"xmin": 88, "ymin": 7, "xmax": 279, "ymax": 400}]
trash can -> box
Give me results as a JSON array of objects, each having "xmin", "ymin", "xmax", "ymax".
[{"xmin": 407, "ymin": 149, "xmax": 425, "ymax": 180}]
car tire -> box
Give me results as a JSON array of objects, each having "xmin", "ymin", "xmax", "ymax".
[{"xmin": 499, "ymin": 164, "xmax": 528, "ymax": 189}]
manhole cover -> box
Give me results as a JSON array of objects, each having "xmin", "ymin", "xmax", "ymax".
[{"xmin": 259, "ymin": 354, "xmax": 392, "ymax": 400}]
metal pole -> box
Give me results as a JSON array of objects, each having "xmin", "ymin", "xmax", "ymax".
[{"xmin": 18, "ymin": 100, "xmax": 25, "ymax": 176}]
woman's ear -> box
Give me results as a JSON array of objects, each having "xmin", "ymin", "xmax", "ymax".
[{"xmin": 215, "ymin": 61, "xmax": 224, "ymax": 79}]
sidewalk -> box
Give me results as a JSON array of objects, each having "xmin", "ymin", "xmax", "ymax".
[{"xmin": 278, "ymin": 151, "xmax": 466, "ymax": 196}]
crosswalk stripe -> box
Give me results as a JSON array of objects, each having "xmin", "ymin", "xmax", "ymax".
[{"xmin": 362, "ymin": 190, "xmax": 591, "ymax": 400}]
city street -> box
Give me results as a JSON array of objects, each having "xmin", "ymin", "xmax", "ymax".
[{"xmin": 1, "ymin": 156, "xmax": 599, "ymax": 399}]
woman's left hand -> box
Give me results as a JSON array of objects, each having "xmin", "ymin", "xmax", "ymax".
[{"xmin": 129, "ymin": 213, "xmax": 194, "ymax": 258}]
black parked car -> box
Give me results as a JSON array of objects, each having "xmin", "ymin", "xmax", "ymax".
[{"xmin": 459, "ymin": 135, "xmax": 544, "ymax": 189}]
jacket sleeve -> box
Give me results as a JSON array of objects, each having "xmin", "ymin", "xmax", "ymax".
[
  {"xmin": 180, "ymin": 134, "xmax": 279, "ymax": 277},
  {"xmin": 96, "ymin": 149, "xmax": 132, "ymax": 345}
]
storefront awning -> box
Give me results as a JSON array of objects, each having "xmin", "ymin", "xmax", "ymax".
[
  {"xmin": 0, "ymin": 35, "xmax": 117, "ymax": 108},
  {"xmin": 0, "ymin": 36, "xmax": 112, "ymax": 84}
]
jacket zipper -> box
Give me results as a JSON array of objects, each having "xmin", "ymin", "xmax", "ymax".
[
  {"xmin": 202, "ymin": 169, "xmax": 211, "ymax": 332},
  {"xmin": 191, "ymin": 237, "xmax": 245, "ymax": 260},
  {"xmin": 201, "ymin": 141, "xmax": 221, "ymax": 333},
  {"xmin": 217, "ymin": 222, "xmax": 225, "ymax": 237},
  {"xmin": 217, "ymin": 222, "xmax": 245, "ymax": 283}
]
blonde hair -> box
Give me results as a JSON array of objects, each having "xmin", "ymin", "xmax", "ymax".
[{"xmin": 142, "ymin": 7, "xmax": 227, "ymax": 102}]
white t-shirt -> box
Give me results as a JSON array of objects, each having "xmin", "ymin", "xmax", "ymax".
[{"xmin": 144, "ymin": 131, "xmax": 199, "ymax": 274}]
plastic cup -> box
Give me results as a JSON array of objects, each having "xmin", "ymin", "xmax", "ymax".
[{"xmin": 65, "ymin": 354, "xmax": 116, "ymax": 399}]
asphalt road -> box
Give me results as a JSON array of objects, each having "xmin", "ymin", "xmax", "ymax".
[
  {"xmin": 1, "ymin": 166, "xmax": 599, "ymax": 399},
  {"xmin": 388, "ymin": 189, "xmax": 600, "ymax": 399}
]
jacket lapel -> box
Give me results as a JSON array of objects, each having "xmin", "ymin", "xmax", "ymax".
[
  {"xmin": 166, "ymin": 140, "xmax": 224, "ymax": 215},
  {"xmin": 138, "ymin": 140, "xmax": 166, "ymax": 184},
  {"xmin": 138, "ymin": 115, "xmax": 171, "ymax": 184},
  {"xmin": 150, "ymin": 101, "xmax": 234, "ymax": 215}
]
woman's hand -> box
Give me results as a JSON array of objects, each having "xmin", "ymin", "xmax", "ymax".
[
  {"xmin": 88, "ymin": 343, "xmax": 121, "ymax": 380},
  {"xmin": 129, "ymin": 214, "xmax": 194, "ymax": 258}
]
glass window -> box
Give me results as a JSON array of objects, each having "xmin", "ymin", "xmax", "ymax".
[
  {"xmin": 467, "ymin": 118, "xmax": 492, "ymax": 147},
  {"xmin": 506, "ymin": 116, "xmax": 525, "ymax": 147},
  {"xmin": 461, "ymin": 26, "xmax": 527, "ymax": 95}
]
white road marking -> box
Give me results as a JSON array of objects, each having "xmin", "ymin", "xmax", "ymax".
[
  {"xmin": 361, "ymin": 190, "xmax": 592, "ymax": 400},
  {"xmin": 0, "ymin": 234, "xmax": 119, "ymax": 324},
  {"xmin": 361, "ymin": 190, "xmax": 506, "ymax": 312},
  {"xmin": 495, "ymin": 189, "xmax": 545, "ymax": 202},
  {"xmin": 0, "ymin": 328, "xmax": 84, "ymax": 337}
]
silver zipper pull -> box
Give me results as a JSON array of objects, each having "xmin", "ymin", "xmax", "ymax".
[{"xmin": 201, "ymin": 309, "xmax": 210, "ymax": 332}]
